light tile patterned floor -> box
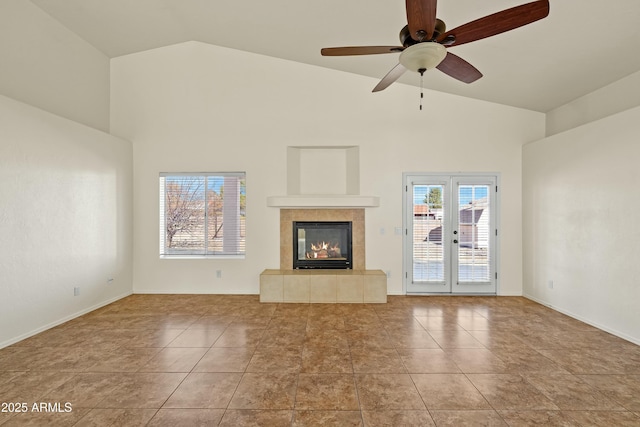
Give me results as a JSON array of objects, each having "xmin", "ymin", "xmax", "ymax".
[{"xmin": 1, "ymin": 295, "xmax": 639, "ymax": 426}]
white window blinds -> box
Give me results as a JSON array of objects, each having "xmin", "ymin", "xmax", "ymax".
[{"xmin": 159, "ymin": 173, "xmax": 245, "ymax": 257}]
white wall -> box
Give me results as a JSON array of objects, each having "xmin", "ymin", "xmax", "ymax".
[
  {"xmin": 111, "ymin": 41, "xmax": 544, "ymax": 296},
  {"xmin": 546, "ymin": 70, "xmax": 640, "ymax": 137},
  {"xmin": 0, "ymin": 0, "xmax": 110, "ymax": 132},
  {"xmin": 0, "ymin": 95, "xmax": 133, "ymax": 348},
  {"xmin": 523, "ymin": 106, "xmax": 640, "ymax": 344}
]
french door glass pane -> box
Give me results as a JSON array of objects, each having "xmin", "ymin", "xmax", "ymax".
[
  {"xmin": 457, "ymin": 184, "xmax": 491, "ymax": 282},
  {"xmin": 412, "ymin": 185, "xmax": 445, "ymax": 282}
]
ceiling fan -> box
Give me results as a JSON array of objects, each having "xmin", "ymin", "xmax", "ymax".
[{"xmin": 321, "ymin": 0, "xmax": 550, "ymax": 92}]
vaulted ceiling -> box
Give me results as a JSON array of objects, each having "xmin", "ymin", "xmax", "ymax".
[{"xmin": 30, "ymin": 0, "xmax": 640, "ymax": 112}]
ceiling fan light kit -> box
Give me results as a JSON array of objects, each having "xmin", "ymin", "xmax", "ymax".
[
  {"xmin": 320, "ymin": 0, "xmax": 550, "ymax": 93},
  {"xmin": 399, "ymin": 42, "xmax": 446, "ymax": 73}
]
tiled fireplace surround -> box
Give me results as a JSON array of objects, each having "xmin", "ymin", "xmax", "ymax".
[
  {"xmin": 259, "ymin": 208, "xmax": 387, "ymax": 303},
  {"xmin": 279, "ymin": 209, "xmax": 365, "ymax": 270}
]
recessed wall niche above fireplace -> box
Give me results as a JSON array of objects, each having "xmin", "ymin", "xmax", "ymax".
[{"xmin": 293, "ymin": 221, "xmax": 352, "ymax": 269}]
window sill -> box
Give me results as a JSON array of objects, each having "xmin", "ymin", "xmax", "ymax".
[{"xmin": 160, "ymin": 255, "xmax": 245, "ymax": 260}]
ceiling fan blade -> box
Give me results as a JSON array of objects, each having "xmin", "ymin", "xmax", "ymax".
[
  {"xmin": 437, "ymin": 0, "xmax": 549, "ymax": 47},
  {"xmin": 372, "ymin": 63, "xmax": 407, "ymax": 92},
  {"xmin": 406, "ymin": 0, "xmax": 437, "ymax": 40},
  {"xmin": 436, "ymin": 52, "xmax": 482, "ymax": 83},
  {"xmin": 321, "ymin": 46, "xmax": 403, "ymax": 56}
]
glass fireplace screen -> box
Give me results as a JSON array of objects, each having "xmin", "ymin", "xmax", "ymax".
[{"xmin": 293, "ymin": 221, "xmax": 352, "ymax": 269}]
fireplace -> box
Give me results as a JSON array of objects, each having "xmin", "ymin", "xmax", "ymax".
[{"xmin": 293, "ymin": 221, "xmax": 352, "ymax": 269}]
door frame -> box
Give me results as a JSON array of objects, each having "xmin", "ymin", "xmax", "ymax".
[{"xmin": 402, "ymin": 172, "xmax": 501, "ymax": 295}]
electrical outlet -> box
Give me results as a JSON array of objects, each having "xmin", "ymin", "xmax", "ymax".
[
  {"xmin": 386, "ymin": 270, "xmax": 391, "ymax": 278},
  {"xmin": 216, "ymin": 270, "xmax": 222, "ymax": 279},
  {"xmin": 74, "ymin": 287, "xmax": 80, "ymax": 296},
  {"xmin": 548, "ymin": 280, "xmax": 554, "ymax": 289}
]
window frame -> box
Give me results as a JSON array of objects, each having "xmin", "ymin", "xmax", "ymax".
[{"xmin": 159, "ymin": 172, "xmax": 246, "ymax": 259}]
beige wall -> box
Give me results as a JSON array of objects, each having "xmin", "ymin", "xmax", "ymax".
[
  {"xmin": 0, "ymin": 95, "xmax": 133, "ymax": 347},
  {"xmin": 110, "ymin": 41, "xmax": 545, "ymax": 296},
  {"xmin": 0, "ymin": 0, "xmax": 110, "ymax": 132},
  {"xmin": 546, "ymin": 70, "xmax": 640, "ymax": 137},
  {"xmin": 0, "ymin": 2, "xmax": 119, "ymax": 347},
  {"xmin": 523, "ymin": 105, "xmax": 640, "ymax": 344}
]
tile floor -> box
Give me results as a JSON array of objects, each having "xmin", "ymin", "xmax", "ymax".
[{"xmin": 1, "ymin": 295, "xmax": 639, "ymax": 426}]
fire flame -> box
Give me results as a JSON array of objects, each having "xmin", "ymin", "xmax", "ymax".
[
  {"xmin": 310, "ymin": 241, "xmax": 329, "ymax": 251},
  {"xmin": 306, "ymin": 241, "xmax": 341, "ymax": 259}
]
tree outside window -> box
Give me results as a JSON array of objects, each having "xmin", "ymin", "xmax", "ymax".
[{"xmin": 159, "ymin": 173, "xmax": 245, "ymax": 257}]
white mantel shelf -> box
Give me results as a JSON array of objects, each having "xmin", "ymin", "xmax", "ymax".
[{"xmin": 267, "ymin": 195, "xmax": 379, "ymax": 208}]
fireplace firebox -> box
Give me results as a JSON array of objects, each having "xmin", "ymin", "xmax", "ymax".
[{"xmin": 293, "ymin": 221, "xmax": 352, "ymax": 269}]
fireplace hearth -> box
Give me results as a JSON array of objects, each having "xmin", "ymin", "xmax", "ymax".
[{"xmin": 293, "ymin": 221, "xmax": 352, "ymax": 269}]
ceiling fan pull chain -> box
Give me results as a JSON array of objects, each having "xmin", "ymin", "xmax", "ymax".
[{"xmin": 419, "ymin": 68, "xmax": 426, "ymax": 111}]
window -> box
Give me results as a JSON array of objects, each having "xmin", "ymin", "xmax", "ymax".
[{"xmin": 159, "ymin": 173, "xmax": 245, "ymax": 257}]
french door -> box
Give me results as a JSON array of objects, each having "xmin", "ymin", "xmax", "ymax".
[{"xmin": 404, "ymin": 173, "xmax": 498, "ymax": 294}]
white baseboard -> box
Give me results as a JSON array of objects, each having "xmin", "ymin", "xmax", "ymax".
[
  {"xmin": 0, "ymin": 292, "xmax": 133, "ymax": 349},
  {"xmin": 132, "ymin": 290, "xmax": 256, "ymax": 295},
  {"xmin": 523, "ymin": 293, "xmax": 640, "ymax": 346}
]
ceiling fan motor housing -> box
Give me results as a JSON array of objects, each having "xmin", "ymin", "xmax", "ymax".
[
  {"xmin": 400, "ymin": 19, "xmax": 446, "ymax": 46},
  {"xmin": 399, "ymin": 26, "xmax": 417, "ymax": 47}
]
